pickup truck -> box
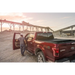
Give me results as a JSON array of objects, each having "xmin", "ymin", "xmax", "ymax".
[{"xmin": 13, "ymin": 32, "xmax": 75, "ymax": 62}]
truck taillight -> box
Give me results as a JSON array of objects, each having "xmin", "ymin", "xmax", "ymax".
[{"xmin": 52, "ymin": 48, "xmax": 59, "ymax": 57}]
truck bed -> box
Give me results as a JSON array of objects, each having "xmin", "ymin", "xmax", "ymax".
[{"xmin": 43, "ymin": 39, "xmax": 75, "ymax": 44}]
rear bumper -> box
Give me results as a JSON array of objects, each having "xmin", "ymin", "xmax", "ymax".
[{"xmin": 47, "ymin": 55, "xmax": 75, "ymax": 66}]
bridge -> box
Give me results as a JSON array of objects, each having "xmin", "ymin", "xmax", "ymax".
[
  {"xmin": 0, "ymin": 19, "xmax": 54, "ymax": 32},
  {"xmin": 54, "ymin": 25, "xmax": 75, "ymax": 36}
]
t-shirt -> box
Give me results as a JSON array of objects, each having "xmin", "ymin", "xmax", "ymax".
[{"xmin": 18, "ymin": 37, "xmax": 25, "ymax": 45}]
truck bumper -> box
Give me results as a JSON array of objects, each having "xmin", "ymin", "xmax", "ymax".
[{"xmin": 47, "ymin": 55, "xmax": 75, "ymax": 66}]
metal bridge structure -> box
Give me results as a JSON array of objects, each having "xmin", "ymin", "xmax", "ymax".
[
  {"xmin": 54, "ymin": 25, "xmax": 75, "ymax": 36},
  {"xmin": 0, "ymin": 19, "xmax": 54, "ymax": 32}
]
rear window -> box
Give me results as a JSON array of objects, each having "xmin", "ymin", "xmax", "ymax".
[{"xmin": 36, "ymin": 33, "xmax": 54, "ymax": 40}]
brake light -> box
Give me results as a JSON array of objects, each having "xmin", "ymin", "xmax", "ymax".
[
  {"xmin": 55, "ymin": 50, "xmax": 59, "ymax": 53},
  {"xmin": 52, "ymin": 47, "xmax": 59, "ymax": 57}
]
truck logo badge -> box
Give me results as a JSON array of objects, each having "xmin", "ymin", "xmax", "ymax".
[{"xmin": 60, "ymin": 49, "xmax": 65, "ymax": 52}]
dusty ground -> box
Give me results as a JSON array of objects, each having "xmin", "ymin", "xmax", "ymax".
[{"xmin": 0, "ymin": 31, "xmax": 37, "ymax": 62}]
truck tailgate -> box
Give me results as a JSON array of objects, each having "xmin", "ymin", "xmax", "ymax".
[{"xmin": 59, "ymin": 42, "xmax": 75, "ymax": 58}]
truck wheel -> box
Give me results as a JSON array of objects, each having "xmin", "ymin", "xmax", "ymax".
[{"xmin": 37, "ymin": 51, "xmax": 46, "ymax": 62}]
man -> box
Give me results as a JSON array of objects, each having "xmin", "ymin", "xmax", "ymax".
[{"xmin": 18, "ymin": 33, "xmax": 26, "ymax": 56}]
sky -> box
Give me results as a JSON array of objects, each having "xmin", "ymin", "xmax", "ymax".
[{"xmin": 0, "ymin": 13, "xmax": 75, "ymax": 31}]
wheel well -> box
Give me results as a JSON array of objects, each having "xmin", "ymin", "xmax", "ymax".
[{"xmin": 35, "ymin": 48, "xmax": 42, "ymax": 55}]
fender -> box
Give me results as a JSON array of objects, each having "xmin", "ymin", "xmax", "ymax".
[{"xmin": 34, "ymin": 44, "xmax": 46, "ymax": 57}]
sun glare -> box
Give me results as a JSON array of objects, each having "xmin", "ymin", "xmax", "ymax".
[{"xmin": 0, "ymin": 9, "xmax": 11, "ymax": 16}]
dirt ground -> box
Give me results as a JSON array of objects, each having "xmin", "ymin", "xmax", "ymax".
[{"xmin": 0, "ymin": 31, "xmax": 37, "ymax": 62}]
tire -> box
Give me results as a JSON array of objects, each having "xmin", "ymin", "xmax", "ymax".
[{"xmin": 37, "ymin": 51, "xmax": 46, "ymax": 62}]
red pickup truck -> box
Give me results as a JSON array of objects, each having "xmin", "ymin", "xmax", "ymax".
[{"xmin": 13, "ymin": 32, "xmax": 75, "ymax": 62}]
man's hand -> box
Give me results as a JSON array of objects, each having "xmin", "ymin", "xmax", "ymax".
[
  {"xmin": 16, "ymin": 39, "xmax": 18, "ymax": 41},
  {"xmin": 24, "ymin": 40, "xmax": 26, "ymax": 43}
]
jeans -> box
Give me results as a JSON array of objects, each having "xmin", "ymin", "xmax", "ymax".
[{"xmin": 20, "ymin": 44, "xmax": 25, "ymax": 55}]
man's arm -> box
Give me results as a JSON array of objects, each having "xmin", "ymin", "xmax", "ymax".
[{"xmin": 24, "ymin": 38, "xmax": 27, "ymax": 46}]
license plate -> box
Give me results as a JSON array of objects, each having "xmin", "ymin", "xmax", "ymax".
[{"xmin": 71, "ymin": 47, "xmax": 75, "ymax": 50}]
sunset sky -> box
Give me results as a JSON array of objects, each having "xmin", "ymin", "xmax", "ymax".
[{"xmin": 0, "ymin": 9, "xmax": 75, "ymax": 30}]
